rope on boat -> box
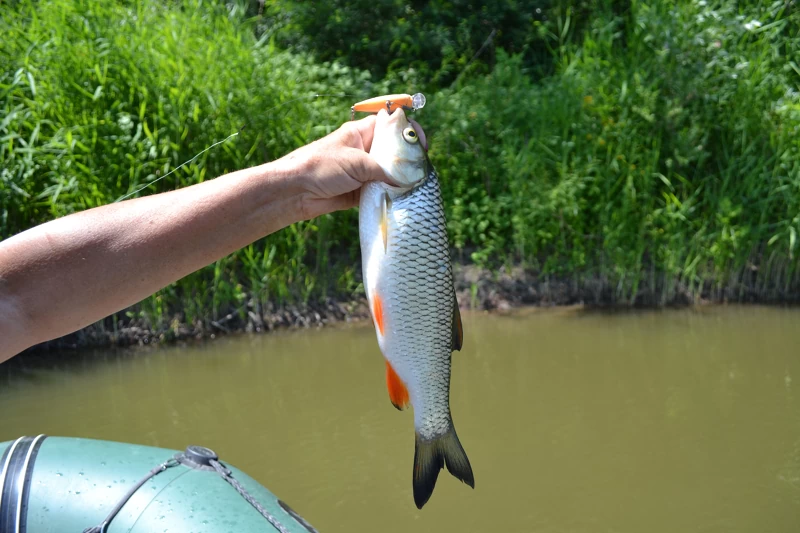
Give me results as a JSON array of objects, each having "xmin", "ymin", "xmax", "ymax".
[
  {"xmin": 82, "ymin": 446, "xmax": 294, "ymax": 533},
  {"xmin": 209, "ymin": 458, "xmax": 291, "ymax": 533},
  {"xmin": 82, "ymin": 458, "xmax": 179, "ymax": 533}
]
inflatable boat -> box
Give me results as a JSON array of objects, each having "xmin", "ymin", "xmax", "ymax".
[{"xmin": 0, "ymin": 435, "xmax": 317, "ymax": 532}]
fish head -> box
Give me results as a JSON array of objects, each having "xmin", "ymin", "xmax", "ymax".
[{"xmin": 370, "ymin": 108, "xmax": 428, "ymax": 188}]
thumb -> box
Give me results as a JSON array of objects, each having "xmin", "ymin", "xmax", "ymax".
[{"xmin": 339, "ymin": 148, "xmax": 394, "ymax": 185}]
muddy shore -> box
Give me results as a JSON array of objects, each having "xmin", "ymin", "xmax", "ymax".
[{"xmin": 24, "ymin": 264, "xmax": 800, "ymax": 354}]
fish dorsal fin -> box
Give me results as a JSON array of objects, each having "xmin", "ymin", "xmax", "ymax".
[
  {"xmin": 386, "ymin": 360, "xmax": 409, "ymax": 410},
  {"xmin": 452, "ymin": 296, "xmax": 463, "ymax": 352}
]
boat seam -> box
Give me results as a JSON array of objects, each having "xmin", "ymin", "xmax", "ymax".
[
  {"xmin": 15, "ymin": 434, "xmax": 46, "ymax": 533},
  {"xmin": 0, "ymin": 437, "xmax": 26, "ymax": 520}
]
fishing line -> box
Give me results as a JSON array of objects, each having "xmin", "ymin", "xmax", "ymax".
[
  {"xmin": 260, "ymin": 93, "xmax": 355, "ymax": 116},
  {"xmin": 116, "ymin": 93, "xmax": 356, "ymax": 202},
  {"xmin": 115, "ymin": 130, "xmax": 241, "ymax": 202}
]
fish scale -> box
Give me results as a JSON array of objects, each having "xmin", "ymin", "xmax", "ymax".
[
  {"xmin": 359, "ymin": 107, "xmax": 473, "ymax": 509},
  {"xmin": 384, "ymin": 171, "xmax": 453, "ymax": 438}
]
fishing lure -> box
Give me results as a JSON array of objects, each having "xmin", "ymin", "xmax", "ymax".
[{"xmin": 351, "ymin": 93, "xmax": 426, "ymax": 119}]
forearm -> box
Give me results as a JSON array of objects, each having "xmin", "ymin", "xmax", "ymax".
[
  {"xmin": 0, "ymin": 161, "xmax": 299, "ymax": 360},
  {"xmin": 0, "ymin": 115, "xmax": 384, "ymax": 362}
]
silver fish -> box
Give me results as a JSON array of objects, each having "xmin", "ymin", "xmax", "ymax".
[{"xmin": 359, "ymin": 108, "xmax": 474, "ymax": 509}]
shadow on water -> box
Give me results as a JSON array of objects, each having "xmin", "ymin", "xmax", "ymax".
[{"xmin": 1, "ymin": 342, "xmax": 165, "ymax": 390}]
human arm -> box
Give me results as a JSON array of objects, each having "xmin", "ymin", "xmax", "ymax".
[{"xmin": 0, "ymin": 116, "xmax": 386, "ymax": 362}]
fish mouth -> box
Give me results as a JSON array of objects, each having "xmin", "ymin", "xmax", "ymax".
[
  {"xmin": 376, "ymin": 107, "xmax": 410, "ymax": 127},
  {"xmin": 375, "ymin": 108, "xmax": 428, "ymax": 151}
]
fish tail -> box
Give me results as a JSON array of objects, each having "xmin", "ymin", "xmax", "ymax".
[{"xmin": 412, "ymin": 425, "xmax": 474, "ymax": 509}]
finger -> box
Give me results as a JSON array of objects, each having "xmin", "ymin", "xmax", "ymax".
[
  {"xmin": 345, "ymin": 187, "xmax": 361, "ymax": 209},
  {"xmin": 347, "ymin": 115, "xmax": 377, "ymax": 152},
  {"xmin": 338, "ymin": 148, "xmax": 395, "ymax": 186},
  {"xmin": 302, "ymin": 190, "xmax": 361, "ymax": 220},
  {"xmin": 325, "ymin": 189, "xmax": 360, "ymax": 214}
]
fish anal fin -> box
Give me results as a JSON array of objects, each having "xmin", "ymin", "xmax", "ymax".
[
  {"xmin": 385, "ymin": 360, "xmax": 409, "ymax": 410},
  {"xmin": 452, "ymin": 296, "xmax": 463, "ymax": 351}
]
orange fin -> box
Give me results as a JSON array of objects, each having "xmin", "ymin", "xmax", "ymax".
[
  {"xmin": 372, "ymin": 293, "xmax": 385, "ymax": 336},
  {"xmin": 452, "ymin": 295, "xmax": 463, "ymax": 351},
  {"xmin": 386, "ymin": 360, "xmax": 409, "ymax": 410}
]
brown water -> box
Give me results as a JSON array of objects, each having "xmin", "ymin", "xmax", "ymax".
[{"xmin": 2, "ymin": 306, "xmax": 800, "ymax": 532}]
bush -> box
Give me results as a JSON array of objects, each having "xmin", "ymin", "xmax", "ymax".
[
  {"xmin": 0, "ymin": 0, "xmax": 378, "ymax": 329},
  {"xmin": 426, "ymin": 0, "xmax": 800, "ymax": 302},
  {"xmin": 267, "ymin": 0, "xmax": 560, "ymax": 87}
]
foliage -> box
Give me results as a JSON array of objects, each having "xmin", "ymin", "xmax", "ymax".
[
  {"xmin": 0, "ymin": 0, "xmax": 377, "ymax": 329},
  {"xmin": 427, "ymin": 0, "xmax": 800, "ymax": 302},
  {"xmin": 266, "ymin": 0, "xmax": 555, "ymax": 87},
  {"xmin": 1, "ymin": 0, "xmax": 798, "ymax": 340}
]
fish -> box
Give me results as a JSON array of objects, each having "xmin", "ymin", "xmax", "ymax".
[{"xmin": 359, "ymin": 107, "xmax": 474, "ymax": 509}]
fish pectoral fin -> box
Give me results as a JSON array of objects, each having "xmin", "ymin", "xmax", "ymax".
[
  {"xmin": 380, "ymin": 192, "xmax": 391, "ymax": 253},
  {"xmin": 385, "ymin": 360, "xmax": 409, "ymax": 410},
  {"xmin": 452, "ymin": 295, "xmax": 463, "ymax": 352},
  {"xmin": 371, "ymin": 293, "xmax": 385, "ymax": 336}
]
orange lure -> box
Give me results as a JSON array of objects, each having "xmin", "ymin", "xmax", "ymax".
[{"xmin": 351, "ymin": 93, "xmax": 426, "ymax": 118}]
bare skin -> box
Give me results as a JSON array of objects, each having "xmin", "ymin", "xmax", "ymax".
[{"xmin": 0, "ymin": 116, "xmax": 388, "ymax": 363}]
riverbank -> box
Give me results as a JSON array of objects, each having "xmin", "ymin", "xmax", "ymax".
[
  {"xmin": 24, "ymin": 263, "xmax": 799, "ymax": 354},
  {"xmin": 4, "ymin": 1, "xmax": 798, "ymax": 344}
]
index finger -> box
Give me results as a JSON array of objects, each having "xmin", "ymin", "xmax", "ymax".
[{"xmin": 345, "ymin": 115, "xmax": 377, "ymax": 152}]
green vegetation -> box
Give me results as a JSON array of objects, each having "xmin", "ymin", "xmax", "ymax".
[
  {"xmin": 266, "ymin": 0, "xmax": 556, "ymax": 86},
  {"xmin": 428, "ymin": 1, "xmax": 800, "ymax": 303},
  {"xmin": 1, "ymin": 0, "xmax": 380, "ymax": 335},
  {"xmin": 1, "ymin": 0, "xmax": 799, "ymax": 342}
]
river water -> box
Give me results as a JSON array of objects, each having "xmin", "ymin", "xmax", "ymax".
[{"xmin": 2, "ymin": 306, "xmax": 800, "ymax": 532}]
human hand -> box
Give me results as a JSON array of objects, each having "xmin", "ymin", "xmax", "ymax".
[{"xmin": 273, "ymin": 115, "xmax": 392, "ymax": 221}]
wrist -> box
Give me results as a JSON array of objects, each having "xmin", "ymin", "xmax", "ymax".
[
  {"xmin": 244, "ymin": 156, "xmax": 313, "ymax": 227},
  {"xmin": 268, "ymin": 146, "xmax": 320, "ymax": 195}
]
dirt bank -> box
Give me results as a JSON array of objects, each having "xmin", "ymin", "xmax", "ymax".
[{"xmin": 24, "ymin": 263, "xmax": 799, "ymax": 353}]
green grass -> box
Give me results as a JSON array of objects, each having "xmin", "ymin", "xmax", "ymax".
[{"xmin": 1, "ymin": 0, "xmax": 799, "ymax": 343}]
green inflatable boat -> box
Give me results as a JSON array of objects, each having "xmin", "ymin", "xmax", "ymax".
[{"xmin": 0, "ymin": 435, "xmax": 317, "ymax": 533}]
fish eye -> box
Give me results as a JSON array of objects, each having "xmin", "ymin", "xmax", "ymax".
[{"xmin": 402, "ymin": 127, "xmax": 419, "ymax": 144}]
